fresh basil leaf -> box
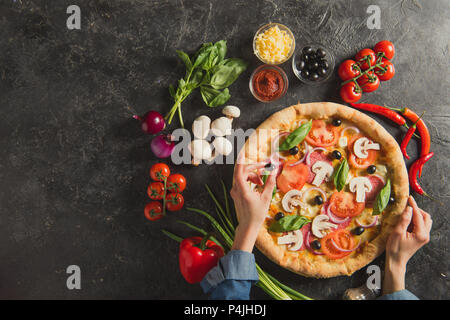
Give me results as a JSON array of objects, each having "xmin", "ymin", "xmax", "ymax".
[
  {"xmin": 214, "ymin": 40, "xmax": 227, "ymax": 62},
  {"xmin": 373, "ymin": 179, "xmax": 391, "ymax": 215},
  {"xmin": 176, "ymin": 50, "xmax": 192, "ymax": 72},
  {"xmin": 278, "ymin": 120, "xmax": 312, "ymax": 151},
  {"xmin": 200, "ymin": 86, "xmax": 230, "ymax": 107},
  {"xmin": 222, "ymin": 58, "xmax": 248, "ymax": 75},
  {"xmin": 333, "ymin": 158, "xmax": 349, "ymax": 192},
  {"xmin": 190, "ymin": 69, "xmax": 204, "ymax": 86},
  {"xmin": 210, "ymin": 65, "xmax": 236, "ymax": 89},
  {"xmin": 193, "ymin": 43, "xmax": 213, "ymax": 68},
  {"xmin": 168, "ymin": 84, "xmax": 176, "ymax": 99},
  {"xmin": 209, "ymin": 88, "xmax": 230, "ymax": 107},
  {"xmin": 269, "ymin": 215, "xmax": 311, "ymax": 233}
]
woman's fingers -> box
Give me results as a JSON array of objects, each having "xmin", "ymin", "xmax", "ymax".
[
  {"xmin": 408, "ymin": 196, "xmax": 426, "ymax": 233},
  {"xmin": 262, "ymin": 169, "xmax": 277, "ymax": 199},
  {"xmin": 396, "ymin": 206, "xmax": 413, "ymax": 233}
]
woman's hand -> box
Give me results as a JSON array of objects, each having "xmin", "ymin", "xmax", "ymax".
[
  {"xmin": 383, "ymin": 195, "xmax": 432, "ymax": 294},
  {"xmin": 230, "ymin": 161, "xmax": 278, "ymax": 252}
]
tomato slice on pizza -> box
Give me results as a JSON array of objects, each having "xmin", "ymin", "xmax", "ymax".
[
  {"xmin": 305, "ymin": 120, "xmax": 340, "ymax": 147},
  {"xmin": 276, "ymin": 160, "xmax": 310, "ymax": 194},
  {"xmin": 329, "ymin": 191, "xmax": 365, "ymax": 218}
]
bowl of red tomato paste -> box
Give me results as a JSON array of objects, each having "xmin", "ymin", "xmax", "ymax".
[{"xmin": 249, "ymin": 64, "xmax": 288, "ymax": 102}]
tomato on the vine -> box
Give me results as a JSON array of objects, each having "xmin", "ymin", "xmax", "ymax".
[
  {"xmin": 340, "ymin": 81, "xmax": 362, "ymax": 103},
  {"xmin": 355, "ymin": 48, "xmax": 377, "ymax": 70},
  {"xmin": 150, "ymin": 163, "xmax": 170, "ymax": 181},
  {"xmin": 147, "ymin": 182, "xmax": 165, "ymax": 200},
  {"xmin": 338, "ymin": 60, "xmax": 360, "ymax": 81},
  {"xmin": 165, "ymin": 193, "xmax": 184, "ymax": 211},
  {"xmin": 375, "ymin": 59, "xmax": 395, "ymax": 81},
  {"xmin": 167, "ymin": 174, "xmax": 186, "ymax": 193},
  {"xmin": 357, "ymin": 71, "xmax": 380, "ymax": 92},
  {"xmin": 144, "ymin": 201, "xmax": 164, "ymax": 221},
  {"xmin": 374, "ymin": 40, "xmax": 395, "ymax": 60}
]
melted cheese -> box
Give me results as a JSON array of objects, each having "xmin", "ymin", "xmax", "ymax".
[{"xmin": 255, "ymin": 25, "xmax": 293, "ymax": 64}]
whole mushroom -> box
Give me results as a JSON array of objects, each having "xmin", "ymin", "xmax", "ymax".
[
  {"xmin": 212, "ymin": 136, "xmax": 233, "ymax": 156},
  {"xmin": 222, "ymin": 105, "xmax": 241, "ymax": 122},
  {"xmin": 189, "ymin": 139, "xmax": 212, "ymax": 165},
  {"xmin": 211, "ymin": 117, "xmax": 232, "ymax": 137},
  {"xmin": 192, "ymin": 115, "xmax": 211, "ymax": 140}
]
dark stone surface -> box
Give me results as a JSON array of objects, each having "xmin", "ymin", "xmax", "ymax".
[{"xmin": 0, "ymin": 0, "xmax": 448, "ymax": 299}]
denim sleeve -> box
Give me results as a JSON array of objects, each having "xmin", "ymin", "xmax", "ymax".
[
  {"xmin": 377, "ymin": 289, "xmax": 419, "ymax": 300},
  {"xmin": 200, "ymin": 250, "xmax": 259, "ymax": 300}
]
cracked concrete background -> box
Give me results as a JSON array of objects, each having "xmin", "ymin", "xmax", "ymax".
[{"xmin": 0, "ymin": 0, "xmax": 448, "ymax": 299}]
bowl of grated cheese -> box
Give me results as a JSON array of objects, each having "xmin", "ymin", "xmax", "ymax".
[{"xmin": 253, "ymin": 23, "xmax": 296, "ymax": 65}]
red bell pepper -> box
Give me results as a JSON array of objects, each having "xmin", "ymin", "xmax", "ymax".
[{"xmin": 179, "ymin": 234, "xmax": 224, "ymax": 284}]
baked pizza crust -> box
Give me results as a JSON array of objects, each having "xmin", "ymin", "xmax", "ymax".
[{"xmin": 241, "ymin": 102, "xmax": 409, "ymax": 278}]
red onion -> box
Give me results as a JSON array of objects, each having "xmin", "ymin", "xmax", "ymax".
[
  {"xmin": 305, "ymin": 231, "xmax": 324, "ymax": 255},
  {"xmin": 133, "ymin": 111, "xmax": 165, "ymax": 134},
  {"xmin": 288, "ymin": 141, "xmax": 309, "ymax": 167},
  {"xmin": 331, "ymin": 238, "xmax": 361, "ymax": 253},
  {"xmin": 340, "ymin": 126, "xmax": 360, "ymax": 137},
  {"xmin": 325, "ymin": 203, "xmax": 350, "ymax": 224},
  {"xmin": 305, "ymin": 147, "xmax": 327, "ymax": 166},
  {"xmin": 371, "ymin": 174, "xmax": 385, "ymax": 185},
  {"xmin": 302, "ymin": 186, "xmax": 327, "ymax": 203},
  {"xmin": 150, "ymin": 134, "xmax": 175, "ymax": 158},
  {"xmin": 356, "ymin": 215, "xmax": 379, "ymax": 228}
]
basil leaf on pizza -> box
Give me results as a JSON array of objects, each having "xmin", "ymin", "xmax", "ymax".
[
  {"xmin": 372, "ymin": 179, "xmax": 391, "ymax": 215},
  {"xmin": 269, "ymin": 215, "xmax": 311, "ymax": 233},
  {"xmin": 333, "ymin": 158, "xmax": 349, "ymax": 191},
  {"xmin": 278, "ymin": 120, "xmax": 312, "ymax": 151}
]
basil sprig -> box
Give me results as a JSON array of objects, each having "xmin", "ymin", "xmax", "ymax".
[
  {"xmin": 166, "ymin": 40, "xmax": 248, "ymax": 127},
  {"xmin": 333, "ymin": 158, "xmax": 349, "ymax": 191},
  {"xmin": 372, "ymin": 179, "xmax": 391, "ymax": 215},
  {"xmin": 278, "ymin": 120, "xmax": 312, "ymax": 151},
  {"xmin": 269, "ymin": 215, "xmax": 311, "ymax": 233}
]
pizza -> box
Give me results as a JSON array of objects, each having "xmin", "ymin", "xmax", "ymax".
[{"xmin": 240, "ymin": 102, "xmax": 409, "ymax": 278}]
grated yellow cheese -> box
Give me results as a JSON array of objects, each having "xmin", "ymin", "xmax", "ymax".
[{"xmin": 255, "ymin": 25, "xmax": 293, "ymax": 64}]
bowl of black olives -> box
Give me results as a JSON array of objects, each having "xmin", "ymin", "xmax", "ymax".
[{"xmin": 292, "ymin": 44, "xmax": 335, "ymax": 84}]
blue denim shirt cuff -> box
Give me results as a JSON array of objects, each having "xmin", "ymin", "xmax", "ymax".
[
  {"xmin": 200, "ymin": 250, "xmax": 259, "ymax": 294},
  {"xmin": 377, "ymin": 289, "xmax": 419, "ymax": 300}
]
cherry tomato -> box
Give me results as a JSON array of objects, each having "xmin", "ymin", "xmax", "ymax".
[
  {"xmin": 276, "ymin": 160, "xmax": 310, "ymax": 194},
  {"xmin": 167, "ymin": 174, "xmax": 187, "ymax": 193},
  {"xmin": 348, "ymin": 134, "xmax": 378, "ymax": 169},
  {"xmin": 355, "ymin": 48, "xmax": 377, "ymax": 70},
  {"xmin": 150, "ymin": 163, "xmax": 170, "ymax": 181},
  {"xmin": 144, "ymin": 201, "xmax": 164, "ymax": 221},
  {"xmin": 321, "ymin": 229, "xmax": 355, "ymax": 260},
  {"xmin": 374, "ymin": 40, "xmax": 395, "ymax": 60},
  {"xmin": 165, "ymin": 193, "xmax": 184, "ymax": 211},
  {"xmin": 305, "ymin": 119, "xmax": 340, "ymax": 147},
  {"xmin": 338, "ymin": 60, "xmax": 361, "ymax": 81},
  {"xmin": 147, "ymin": 182, "xmax": 165, "ymax": 200},
  {"xmin": 329, "ymin": 191, "xmax": 365, "ymax": 218},
  {"xmin": 357, "ymin": 71, "xmax": 380, "ymax": 92},
  {"xmin": 375, "ymin": 59, "xmax": 395, "ymax": 81},
  {"xmin": 340, "ymin": 82, "xmax": 362, "ymax": 103}
]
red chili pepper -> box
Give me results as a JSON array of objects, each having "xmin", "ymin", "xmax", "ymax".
[
  {"xmin": 179, "ymin": 234, "xmax": 224, "ymax": 284},
  {"xmin": 349, "ymin": 103, "xmax": 406, "ymax": 126},
  {"xmin": 400, "ymin": 113, "xmax": 424, "ymax": 160},
  {"xmin": 398, "ymin": 107, "xmax": 431, "ymax": 177},
  {"xmin": 408, "ymin": 152, "xmax": 434, "ymax": 195}
]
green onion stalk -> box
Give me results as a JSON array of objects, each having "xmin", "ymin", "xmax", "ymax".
[{"xmin": 162, "ymin": 180, "xmax": 313, "ymax": 300}]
